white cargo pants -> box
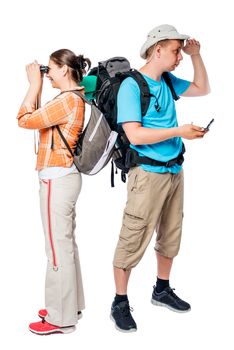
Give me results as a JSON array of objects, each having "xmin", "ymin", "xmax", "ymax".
[{"xmin": 39, "ymin": 172, "xmax": 85, "ymax": 327}]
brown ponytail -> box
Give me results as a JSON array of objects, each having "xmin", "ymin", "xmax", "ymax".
[{"xmin": 50, "ymin": 49, "xmax": 91, "ymax": 83}]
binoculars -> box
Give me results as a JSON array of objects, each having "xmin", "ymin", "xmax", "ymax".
[{"xmin": 40, "ymin": 65, "xmax": 49, "ymax": 73}]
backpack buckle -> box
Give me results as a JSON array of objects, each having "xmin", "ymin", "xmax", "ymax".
[
  {"xmin": 125, "ymin": 148, "xmax": 138, "ymax": 169},
  {"xmin": 165, "ymin": 159, "xmax": 177, "ymax": 167},
  {"xmin": 165, "ymin": 152, "xmax": 184, "ymax": 167}
]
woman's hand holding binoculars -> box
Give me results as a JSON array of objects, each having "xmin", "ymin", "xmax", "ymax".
[
  {"xmin": 26, "ymin": 60, "xmax": 43, "ymax": 89},
  {"xmin": 23, "ymin": 60, "xmax": 44, "ymax": 107}
]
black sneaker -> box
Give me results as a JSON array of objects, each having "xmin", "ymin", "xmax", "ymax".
[
  {"xmin": 151, "ymin": 286, "xmax": 191, "ymax": 313},
  {"xmin": 110, "ymin": 300, "xmax": 137, "ymax": 332}
]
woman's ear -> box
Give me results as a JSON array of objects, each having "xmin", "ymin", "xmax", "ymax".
[{"xmin": 61, "ymin": 64, "xmax": 69, "ymax": 76}]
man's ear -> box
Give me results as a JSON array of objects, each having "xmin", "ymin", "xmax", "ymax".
[{"xmin": 154, "ymin": 44, "xmax": 162, "ymax": 58}]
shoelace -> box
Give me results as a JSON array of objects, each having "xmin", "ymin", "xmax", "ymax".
[
  {"xmin": 166, "ymin": 287, "xmax": 181, "ymax": 300},
  {"xmin": 153, "ymin": 285, "xmax": 180, "ymax": 300},
  {"xmin": 120, "ymin": 304, "xmax": 134, "ymax": 319}
]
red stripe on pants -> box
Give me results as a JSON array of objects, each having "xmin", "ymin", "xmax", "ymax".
[{"xmin": 47, "ymin": 180, "xmax": 58, "ymax": 271}]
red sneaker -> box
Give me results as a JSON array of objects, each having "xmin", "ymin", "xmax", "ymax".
[
  {"xmin": 29, "ymin": 320, "xmax": 76, "ymax": 335},
  {"xmin": 38, "ymin": 309, "xmax": 82, "ymax": 320}
]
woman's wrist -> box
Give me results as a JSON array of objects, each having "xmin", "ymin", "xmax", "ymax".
[
  {"xmin": 22, "ymin": 84, "xmax": 41, "ymax": 106},
  {"xmin": 29, "ymin": 81, "xmax": 42, "ymax": 91}
]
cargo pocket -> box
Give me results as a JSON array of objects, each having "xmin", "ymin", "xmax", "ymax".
[
  {"xmin": 127, "ymin": 168, "xmax": 138, "ymax": 192},
  {"xmin": 128, "ymin": 167, "xmax": 150, "ymax": 194},
  {"xmin": 120, "ymin": 212, "xmax": 147, "ymax": 253}
]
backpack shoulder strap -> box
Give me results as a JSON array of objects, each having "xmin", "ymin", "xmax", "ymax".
[
  {"xmin": 56, "ymin": 125, "xmax": 74, "ymax": 157},
  {"xmin": 120, "ymin": 70, "xmax": 179, "ymax": 117},
  {"xmin": 121, "ymin": 69, "xmax": 151, "ymax": 117},
  {"xmin": 61, "ymin": 89, "xmax": 92, "ymax": 105},
  {"xmin": 162, "ymin": 72, "xmax": 180, "ymax": 101},
  {"xmin": 55, "ymin": 89, "xmax": 93, "ymax": 156}
]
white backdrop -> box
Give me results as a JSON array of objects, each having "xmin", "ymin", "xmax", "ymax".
[{"xmin": 0, "ymin": 0, "xmax": 233, "ymax": 349}]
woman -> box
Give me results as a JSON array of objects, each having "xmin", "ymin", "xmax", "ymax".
[{"xmin": 17, "ymin": 49, "xmax": 91, "ymax": 335}]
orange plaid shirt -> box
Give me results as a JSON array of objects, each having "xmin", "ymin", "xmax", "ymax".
[{"xmin": 17, "ymin": 88, "xmax": 85, "ymax": 170}]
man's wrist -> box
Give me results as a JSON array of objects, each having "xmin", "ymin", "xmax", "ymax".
[
  {"xmin": 191, "ymin": 53, "xmax": 201, "ymax": 58},
  {"xmin": 173, "ymin": 126, "xmax": 181, "ymax": 137}
]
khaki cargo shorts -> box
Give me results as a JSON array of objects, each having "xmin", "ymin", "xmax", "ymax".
[{"xmin": 113, "ymin": 167, "xmax": 184, "ymax": 270}]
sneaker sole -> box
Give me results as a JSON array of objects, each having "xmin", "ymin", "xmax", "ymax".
[
  {"xmin": 38, "ymin": 313, "xmax": 82, "ymax": 321},
  {"xmin": 110, "ymin": 314, "xmax": 137, "ymax": 333},
  {"xmin": 29, "ymin": 325, "xmax": 76, "ymax": 335},
  {"xmin": 151, "ymin": 299, "xmax": 191, "ymax": 313}
]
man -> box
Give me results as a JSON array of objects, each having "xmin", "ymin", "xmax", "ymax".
[{"xmin": 111, "ymin": 24, "xmax": 210, "ymax": 332}]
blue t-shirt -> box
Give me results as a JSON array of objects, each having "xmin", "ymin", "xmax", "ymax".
[{"xmin": 117, "ymin": 72, "xmax": 190, "ymax": 173}]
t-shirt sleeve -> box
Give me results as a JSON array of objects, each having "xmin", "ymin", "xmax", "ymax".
[
  {"xmin": 117, "ymin": 77, "xmax": 142, "ymax": 124},
  {"xmin": 167, "ymin": 72, "xmax": 191, "ymax": 96}
]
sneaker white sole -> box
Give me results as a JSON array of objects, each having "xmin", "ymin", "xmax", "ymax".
[
  {"xmin": 110, "ymin": 314, "xmax": 137, "ymax": 333},
  {"xmin": 151, "ymin": 299, "xmax": 191, "ymax": 313},
  {"xmin": 29, "ymin": 325, "xmax": 76, "ymax": 335}
]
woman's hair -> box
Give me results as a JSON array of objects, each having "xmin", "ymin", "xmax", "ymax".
[{"xmin": 50, "ymin": 49, "xmax": 91, "ymax": 83}]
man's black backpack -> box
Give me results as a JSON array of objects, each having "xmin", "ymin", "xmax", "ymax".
[{"xmin": 56, "ymin": 57, "xmax": 185, "ymax": 186}]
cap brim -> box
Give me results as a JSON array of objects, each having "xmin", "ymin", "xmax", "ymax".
[{"xmin": 140, "ymin": 38, "xmax": 157, "ymax": 59}]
